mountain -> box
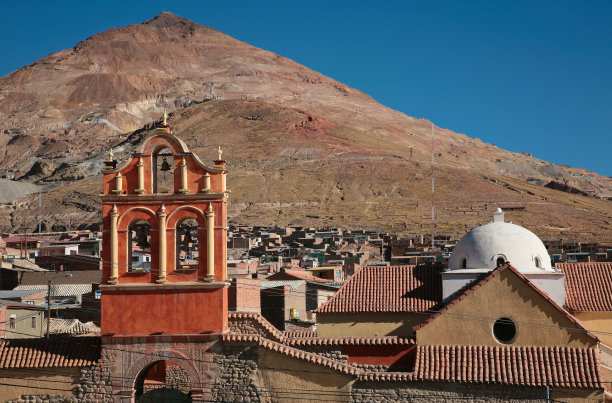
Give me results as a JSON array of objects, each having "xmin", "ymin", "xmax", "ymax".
[{"xmin": 0, "ymin": 13, "xmax": 610, "ymax": 241}]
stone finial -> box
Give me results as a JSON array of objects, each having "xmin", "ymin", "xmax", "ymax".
[
  {"xmin": 162, "ymin": 108, "xmax": 168, "ymax": 126},
  {"xmin": 160, "ymin": 204, "xmax": 166, "ymax": 213},
  {"xmin": 111, "ymin": 204, "xmax": 118, "ymax": 214},
  {"xmin": 217, "ymin": 146, "xmax": 223, "ymax": 161},
  {"xmin": 108, "ymin": 149, "xmax": 114, "ymax": 162},
  {"xmin": 493, "ymin": 207, "xmax": 504, "ymax": 223}
]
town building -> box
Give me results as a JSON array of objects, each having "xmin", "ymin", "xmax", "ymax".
[{"xmin": 0, "ymin": 130, "xmax": 607, "ymax": 402}]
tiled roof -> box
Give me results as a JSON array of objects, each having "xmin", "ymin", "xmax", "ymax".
[
  {"xmin": 287, "ymin": 336, "xmax": 414, "ymax": 347},
  {"xmin": 411, "ymin": 263, "xmax": 600, "ymax": 343},
  {"xmin": 361, "ymin": 345, "xmax": 603, "ymax": 389},
  {"xmin": 18, "ymin": 270, "xmax": 101, "ymax": 286},
  {"xmin": 228, "ymin": 312, "xmax": 286, "ymax": 342},
  {"xmin": 221, "ymin": 333, "xmax": 361, "ymax": 376},
  {"xmin": 45, "ymin": 318, "xmax": 101, "ymax": 336},
  {"xmin": 284, "ymin": 329, "xmax": 317, "ymax": 338},
  {"xmin": 558, "ymin": 262, "xmax": 612, "ymax": 312},
  {"xmin": 0, "ymin": 337, "xmax": 100, "ymax": 368},
  {"xmin": 315, "ymin": 265, "xmax": 443, "ymax": 313}
]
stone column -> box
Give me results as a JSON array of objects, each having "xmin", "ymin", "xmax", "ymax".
[
  {"xmin": 109, "ymin": 204, "xmax": 119, "ymax": 284},
  {"xmin": 201, "ymin": 173, "xmax": 211, "ymax": 193},
  {"xmin": 206, "ymin": 203, "xmax": 215, "ymax": 281},
  {"xmin": 157, "ymin": 205, "xmax": 167, "ymax": 284},
  {"xmin": 112, "ymin": 173, "xmax": 123, "ymax": 194},
  {"xmin": 179, "ymin": 157, "xmax": 189, "ymax": 193},
  {"xmin": 135, "ymin": 156, "xmax": 145, "ymax": 194}
]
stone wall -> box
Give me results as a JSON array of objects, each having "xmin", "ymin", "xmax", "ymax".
[
  {"xmin": 6, "ymin": 364, "xmax": 113, "ymax": 403},
  {"xmin": 351, "ymin": 381, "xmax": 547, "ymax": 402},
  {"xmin": 211, "ymin": 342, "xmax": 261, "ymax": 402}
]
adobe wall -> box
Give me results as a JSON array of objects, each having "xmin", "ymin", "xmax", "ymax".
[
  {"xmin": 316, "ymin": 312, "xmax": 427, "ymax": 337},
  {"xmin": 4, "ymin": 364, "xmax": 112, "ymax": 402},
  {"xmin": 573, "ymin": 311, "xmax": 612, "ymax": 347},
  {"xmin": 351, "ymin": 381, "xmax": 548, "ymax": 402},
  {"xmin": 416, "ymin": 270, "xmax": 597, "ymax": 348},
  {"xmin": 257, "ymin": 349, "xmax": 353, "ymax": 403}
]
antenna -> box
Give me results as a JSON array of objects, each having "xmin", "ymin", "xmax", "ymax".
[
  {"xmin": 431, "ymin": 122, "xmax": 435, "ymax": 250},
  {"xmin": 38, "ymin": 187, "xmax": 42, "ymax": 233}
]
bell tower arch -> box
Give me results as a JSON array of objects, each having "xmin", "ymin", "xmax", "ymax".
[{"xmin": 100, "ymin": 118, "xmax": 230, "ymax": 335}]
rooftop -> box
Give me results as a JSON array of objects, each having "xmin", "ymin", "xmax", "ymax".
[
  {"xmin": 559, "ymin": 262, "xmax": 612, "ymax": 312},
  {"xmin": 315, "ymin": 265, "xmax": 444, "ymax": 313}
]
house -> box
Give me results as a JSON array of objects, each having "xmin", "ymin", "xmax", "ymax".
[
  {"xmin": 0, "ymin": 289, "xmax": 46, "ymax": 305},
  {"xmin": 306, "ymin": 265, "xmax": 344, "ymax": 282},
  {"xmin": 1, "ymin": 131, "xmax": 605, "ymax": 402},
  {"xmin": 0, "ymin": 300, "xmax": 44, "ymax": 339},
  {"xmin": 260, "ymin": 279, "xmax": 308, "ymax": 329}
]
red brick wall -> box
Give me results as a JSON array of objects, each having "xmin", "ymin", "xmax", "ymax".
[{"xmin": 229, "ymin": 278, "xmax": 260, "ymax": 313}]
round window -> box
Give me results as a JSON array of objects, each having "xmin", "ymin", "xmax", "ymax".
[
  {"xmin": 492, "ymin": 317, "xmax": 517, "ymax": 344},
  {"xmin": 496, "ymin": 257, "xmax": 506, "ymax": 267}
]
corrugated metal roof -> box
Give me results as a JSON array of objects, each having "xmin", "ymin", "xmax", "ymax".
[
  {"xmin": 260, "ymin": 280, "xmax": 305, "ymax": 291},
  {"xmin": 15, "ymin": 284, "xmax": 92, "ymax": 297}
]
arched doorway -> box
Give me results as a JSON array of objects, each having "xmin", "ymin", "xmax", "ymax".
[
  {"xmin": 135, "ymin": 360, "xmax": 192, "ymax": 402},
  {"xmin": 176, "ymin": 218, "xmax": 199, "ymax": 271}
]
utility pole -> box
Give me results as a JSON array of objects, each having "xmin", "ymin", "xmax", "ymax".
[
  {"xmin": 431, "ymin": 122, "xmax": 435, "ymax": 250},
  {"xmin": 46, "ymin": 279, "xmax": 51, "ymax": 338},
  {"xmin": 38, "ymin": 188, "xmax": 42, "ymax": 233}
]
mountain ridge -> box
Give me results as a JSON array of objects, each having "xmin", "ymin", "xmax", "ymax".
[{"xmin": 0, "ymin": 13, "xmax": 609, "ymax": 240}]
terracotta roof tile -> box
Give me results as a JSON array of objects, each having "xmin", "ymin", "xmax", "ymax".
[
  {"xmin": 283, "ymin": 329, "xmax": 317, "ymax": 338},
  {"xmin": 228, "ymin": 312, "xmax": 286, "ymax": 342},
  {"xmin": 0, "ymin": 337, "xmax": 99, "ymax": 368},
  {"xmin": 360, "ymin": 345, "xmax": 603, "ymax": 389},
  {"xmin": 411, "ymin": 263, "xmax": 600, "ymax": 343},
  {"xmin": 558, "ymin": 262, "xmax": 612, "ymax": 312},
  {"xmin": 315, "ymin": 265, "xmax": 444, "ymax": 313},
  {"xmin": 287, "ymin": 336, "xmax": 414, "ymax": 347},
  {"xmin": 221, "ymin": 333, "xmax": 362, "ymax": 376}
]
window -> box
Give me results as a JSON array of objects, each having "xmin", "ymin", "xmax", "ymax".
[
  {"xmin": 534, "ymin": 256, "xmax": 541, "ymax": 268},
  {"xmin": 496, "ymin": 257, "xmax": 505, "ymax": 267},
  {"xmin": 31, "ymin": 317, "xmax": 36, "ymax": 329},
  {"xmin": 176, "ymin": 218, "xmax": 199, "ymax": 270},
  {"xmin": 128, "ymin": 220, "xmax": 151, "ymax": 272},
  {"xmin": 461, "ymin": 258, "xmax": 467, "ymax": 269},
  {"xmin": 9, "ymin": 315, "xmax": 16, "ymax": 330},
  {"xmin": 493, "ymin": 317, "xmax": 517, "ymax": 344}
]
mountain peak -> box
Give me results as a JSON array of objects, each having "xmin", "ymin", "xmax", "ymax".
[{"xmin": 143, "ymin": 12, "xmax": 198, "ymax": 29}]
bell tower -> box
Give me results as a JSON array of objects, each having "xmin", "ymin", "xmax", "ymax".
[{"xmin": 100, "ymin": 118, "xmax": 229, "ymax": 335}]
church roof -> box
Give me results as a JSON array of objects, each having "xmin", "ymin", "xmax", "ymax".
[
  {"xmin": 411, "ymin": 263, "xmax": 600, "ymax": 343},
  {"xmin": 361, "ymin": 345, "xmax": 603, "ymax": 389},
  {"xmin": 448, "ymin": 210, "xmax": 552, "ymax": 273},
  {"xmin": 314, "ymin": 265, "xmax": 444, "ymax": 313},
  {"xmin": 559, "ymin": 262, "xmax": 612, "ymax": 312}
]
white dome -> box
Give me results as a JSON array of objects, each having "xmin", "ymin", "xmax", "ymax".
[{"xmin": 448, "ymin": 220, "xmax": 552, "ymax": 272}]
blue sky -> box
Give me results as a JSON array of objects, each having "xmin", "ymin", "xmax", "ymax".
[{"xmin": 1, "ymin": 1, "xmax": 610, "ymax": 176}]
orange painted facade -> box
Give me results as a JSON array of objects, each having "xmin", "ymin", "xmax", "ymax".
[{"xmin": 100, "ymin": 127, "xmax": 230, "ymax": 335}]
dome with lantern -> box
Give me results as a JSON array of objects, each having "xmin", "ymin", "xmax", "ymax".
[{"xmin": 448, "ymin": 208, "xmax": 552, "ymax": 273}]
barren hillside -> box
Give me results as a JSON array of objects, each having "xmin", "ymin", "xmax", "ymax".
[{"xmin": 0, "ymin": 13, "xmax": 610, "ymax": 240}]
